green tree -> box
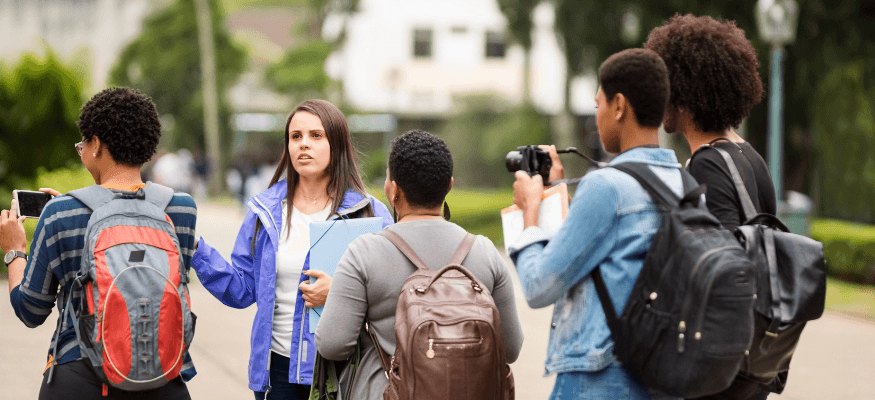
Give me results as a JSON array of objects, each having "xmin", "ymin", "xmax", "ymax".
[
  {"xmin": 110, "ymin": 0, "xmax": 246, "ymax": 164},
  {"xmin": 545, "ymin": 0, "xmax": 875, "ymax": 221},
  {"xmin": 497, "ymin": 0, "xmax": 540, "ymax": 103},
  {"xmin": 0, "ymin": 52, "xmax": 84, "ymax": 205},
  {"xmin": 439, "ymin": 95, "xmax": 552, "ymax": 189},
  {"xmin": 263, "ymin": 0, "xmax": 359, "ymax": 102},
  {"xmin": 264, "ymin": 40, "xmax": 335, "ymax": 100}
]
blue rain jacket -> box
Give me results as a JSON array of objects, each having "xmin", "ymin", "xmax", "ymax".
[{"xmin": 192, "ymin": 181, "xmax": 393, "ymax": 391}]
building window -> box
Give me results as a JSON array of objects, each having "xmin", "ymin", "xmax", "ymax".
[
  {"xmin": 485, "ymin": 31, "xmax": 507, "ymax": 59},
  {"xmin": 413, "ymin": 28, "xmax": 433, "ymax": 59}
]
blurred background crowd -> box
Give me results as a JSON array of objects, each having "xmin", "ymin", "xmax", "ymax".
[{"xmin": 0, "ymin": 0, "xmax": 873, "ymax": 318}]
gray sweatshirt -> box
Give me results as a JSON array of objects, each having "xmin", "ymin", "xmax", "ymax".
[{"xmin": 315, "ymin": 220, "xmax": 524, "ymax": 400}]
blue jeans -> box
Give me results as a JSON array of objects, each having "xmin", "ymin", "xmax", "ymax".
[
  {"xmin": 549, "ymin": 363, "xmax": 681, "ymax": 400},
  {"xmin": 253, "ymin": 353, "xmax": 311, "ymax": 400}
]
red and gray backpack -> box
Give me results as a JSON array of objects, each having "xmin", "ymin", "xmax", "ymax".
[{"xmin": 49, "ymin": 183, "xmax": 196, "ymax": 391}]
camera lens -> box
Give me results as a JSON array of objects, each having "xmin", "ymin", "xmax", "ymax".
[{"xmin": 505, "ymin": 151, "xmax": 523, "ymax": 173}]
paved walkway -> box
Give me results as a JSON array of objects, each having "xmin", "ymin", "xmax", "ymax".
[{"xmin": 1, "ymin": 202, "xmax": 872, "ymax": 399}]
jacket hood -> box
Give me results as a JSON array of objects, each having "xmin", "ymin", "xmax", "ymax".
[{"xmin": 249, "ymin": 180, "xmax": 372, "ymax": 216}]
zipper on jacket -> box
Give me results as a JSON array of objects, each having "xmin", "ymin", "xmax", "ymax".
[
  {"xmin": 293, "ymin": 212, "xmax": 348, "ymax": 383},
  {"xmin": 252, "ymin": 198, "xmax": 280, "ymax": 392},
  {"xmin": 676, "ymin": 245, "xmax": 735, "ymax": 353},
  {"xmin": 297, "ymin": 304, "xmax": 306, "ymax": 383}
]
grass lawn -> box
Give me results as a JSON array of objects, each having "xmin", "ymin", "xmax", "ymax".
[{"xmin": 825, "ymin": 277, "xmax": 875, "ymax": 321}]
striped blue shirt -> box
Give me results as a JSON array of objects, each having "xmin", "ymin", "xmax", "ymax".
[{"xmin": 9, "ymin": 188, "xmax": 198, "ymax": 380}]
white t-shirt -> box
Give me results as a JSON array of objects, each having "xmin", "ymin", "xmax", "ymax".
[{"xmin": 271, "ymin": 199, "xmax": 333, "ymax": 355}]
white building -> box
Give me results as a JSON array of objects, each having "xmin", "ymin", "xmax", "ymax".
[
  {"xmin": 0, "ymin": 0, "xmax": 153, "ymax": 94},
  {"xmin": 323, "ymin": 0, "xmax": 596, "ymax": 116}
]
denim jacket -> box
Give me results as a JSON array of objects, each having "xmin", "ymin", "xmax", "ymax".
[
  {"xmin": 509, "ymin": 148, "xmax": 684, "ymax": 377},
  {"xmin": 192, "ymin": 181, "xmax": 393, "ymax": 391}
]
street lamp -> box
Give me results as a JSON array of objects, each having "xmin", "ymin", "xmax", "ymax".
[{"xmin": 755, "ymin": 0, "xmax": 799, "ymax": 203}]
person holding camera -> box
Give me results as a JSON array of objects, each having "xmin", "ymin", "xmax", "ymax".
[
  {"xmin": 0, "ymin": 88, "xmax": 197, "ymax": 399},
  {"xmin": 509, "ymin": 48, "xmax": 682, "ymax": 399},
  {"xmin": 645, "ymin": 15, "xmax": 777, "ymax": 400}
]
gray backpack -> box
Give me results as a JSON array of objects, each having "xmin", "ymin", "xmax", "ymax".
[{"xmin": 49, "ymin": 183, "xmax": 195, "ymax": 391}]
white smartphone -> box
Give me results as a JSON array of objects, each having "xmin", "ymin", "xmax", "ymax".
[{"xmin": 12, "ymin": 190, "xmax": 53, "ymax": 219}]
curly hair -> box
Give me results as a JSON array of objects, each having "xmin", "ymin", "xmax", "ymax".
[
  {"xmin": 599, "ymin": 48, "xmax": 671, "ymax": 128},
  {"xmin": 644, "ymin": 14, "xmax": 764, "ymax": 132},
  {"xmin": 77, "ymin": 87, "xmax": 161, "ymax": 166},
  {"xmin": 388, "ymin": 130, "xmax": 453, "ymax": 209}
]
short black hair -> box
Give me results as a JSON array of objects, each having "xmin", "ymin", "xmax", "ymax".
[
  {"xmin": 598, "ymin": 48, "xmax": 670, "ymax": 128},
  {"xmin": 77, "ymin": 87, "xmax": 162, "ymax": 166},
  {"xmin": 644, "ymin": 14, "xmax": 764, "ymax": 132},
  {"xmin": 388, "ymin": 130, "xmax": 453, "ymax": 209}
]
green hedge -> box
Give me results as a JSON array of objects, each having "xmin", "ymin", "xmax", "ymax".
[
  {"xmin": 366, "ymin": 185, "xmax": 513, "ymax": 247},
  {"xmin": 2, "ymin": 167, "xmax": 94, "ymax": 277},
  {"xmin": 810, "ymin": 219, "xmax": 875, "ymax": 285}
]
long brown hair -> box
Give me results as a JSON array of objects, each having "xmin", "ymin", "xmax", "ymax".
[{"xmin": 268, "ymin": 99, "xmax": 372, "ymax": 236}]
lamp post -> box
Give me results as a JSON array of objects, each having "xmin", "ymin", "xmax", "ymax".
[{"xmin": 756, "ymin": 0, "xmax": 799, "ymax": 203}]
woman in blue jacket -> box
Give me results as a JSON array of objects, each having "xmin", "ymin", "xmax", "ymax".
[{"xmin": 192, "ymin": 100, "xmax": 393, "ymax": 399}]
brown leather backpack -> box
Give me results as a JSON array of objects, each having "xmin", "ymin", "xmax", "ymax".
[{"xmin": 367, "ymin": 230, "xmax": 514, "ymax": 400}]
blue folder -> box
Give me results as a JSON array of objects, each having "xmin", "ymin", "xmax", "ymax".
[{"xmin": 307, "ymin": 216, "xmax": 384, "ymax": 332}]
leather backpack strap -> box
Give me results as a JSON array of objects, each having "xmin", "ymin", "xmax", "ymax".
[
  {"xmin": 700, "ymin": 144, "xmax": 759, "ymax": 222},
  {"xmin": 379, "ymin": 230, "xmax": 430, "ymax": 271},
  {"xmin": 365, "ymin": 322, "xmax": 393, "ymax": 376},
  {"xmin": 448, "ymin": 233, "xmax": 476, "ymax": 265},
  {"xmin": 759, "ymin": 228, "xmax": 784, "ymax": 354}
]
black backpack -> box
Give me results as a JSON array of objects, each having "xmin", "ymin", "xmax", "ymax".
[
  {"xmin": 592, "ymin": 162, "xmax": 758, "ymax": 398},
  {"xmin": 696, "ymin": 144, "xmax": 826, "ymax": 393}
]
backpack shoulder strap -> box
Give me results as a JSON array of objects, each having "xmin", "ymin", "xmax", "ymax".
[
  {"xmin": 611, "ymin": 162, "xmax": 680, "ymax": 209},
  {"xmin": 365, "ymin": 321, "xmax": 393, "ymax": 376},
  {"xmin": 379, "ymin": 230, "xmax": 430, "ymax": 271},
  {"xmin": 448, "ymin": 233, "xmax": 476, "ymax": 265},
  {"xmin": 592, "ymin": 267, "xmax": 621, "ymax": 337},
  {"xmin": 700, "ymin": 145, "xmax": 758, "ymax": 221},
  {"xmin": 143, "ymin": 182, "xmax": 175, "ymax": 211},
  {"xmin": 67, "ymin": 185, "xmax": 117, "ymax": 211}
]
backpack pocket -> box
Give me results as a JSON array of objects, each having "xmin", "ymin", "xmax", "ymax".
[{"xmin": 697, "ymin": 293, "xmax": 756, "ymax": 356}]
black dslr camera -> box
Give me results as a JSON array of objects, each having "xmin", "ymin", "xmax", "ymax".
[{"xmin": 505, "ymin": 146, "xmax": 552, "ymax": 182}]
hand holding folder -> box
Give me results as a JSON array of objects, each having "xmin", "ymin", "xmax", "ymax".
[
  {"xmin": 500, "ymin": 183, "xmax": 570, "ymax": 254},
  {"xmin": 307, "ymin": 216, "xmax": 384, "ymax": 332}
]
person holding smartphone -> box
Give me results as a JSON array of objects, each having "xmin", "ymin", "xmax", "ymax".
[{"xmin": 0, "ymin": 87, "xmax": 198, "ymax": 400}]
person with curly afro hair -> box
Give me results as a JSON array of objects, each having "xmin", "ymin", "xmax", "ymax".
[
  {"xmin": 646, "ymin": 14, "xmax": 780, "ymax": 400},
  {"xmin": 77, "ymin": 87, "xmax": 162, "ymax": 170}
]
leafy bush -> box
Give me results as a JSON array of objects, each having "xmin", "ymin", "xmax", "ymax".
[
  {"xmin": 0, "ymin": 51, "xmax": 85, "ymax": 207},
  {"xmin": 813, "ymin": 62, "xmax": 875, "ymax": 224},
  {"xmin": 438, "ymin": 95, "xmax": 552, "ymax": 189},
  {"xmin": 810, "ymin": 218, "xmax": 875, "ymax": 285},
  {"xmin": 0, "ymin": 167, "xmax": 94, "ymax": 277},
  {"xmin": 365, "ymin": 185, "xmax": 513, "ymax": 247}
]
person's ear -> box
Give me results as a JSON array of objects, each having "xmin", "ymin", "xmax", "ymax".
[
  {"xmin": 448, "ymin": 177, "xmax": 454, "ymax": 192},
  {"xmin": 612, "ymin": 93, "xmax": 627, "ymax": 122},
  {"xmin": 386, "ymin": 180, "xmax": 399, "ymax": 206}
]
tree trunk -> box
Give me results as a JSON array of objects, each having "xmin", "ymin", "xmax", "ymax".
[
  {"xmin": 193, "ymin": 0, "xmax": 223, "ymax": 196},
  {"xmin": 522, "ymin": 48, "xmax": 531, "ymax": 105},
  {"xmin": 553, "ymin": 64, "xmax": 575, "ymax": 149}
]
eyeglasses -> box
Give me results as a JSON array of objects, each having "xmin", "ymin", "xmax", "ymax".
[{"xmin": 74, "ymin": 140, "xmax": 85, "ymax": 156}]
